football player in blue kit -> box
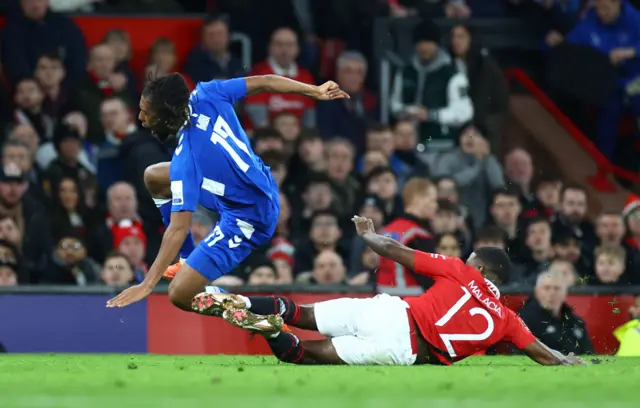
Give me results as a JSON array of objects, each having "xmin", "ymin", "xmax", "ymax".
[{"xmin": 107, "ymin": 73, "xmax": 348, "ymax": 313}]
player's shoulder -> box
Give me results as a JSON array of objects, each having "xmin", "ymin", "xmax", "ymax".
[{"xmin": 194, "ymin": 80, "xmax": 226, "ymax": 100}]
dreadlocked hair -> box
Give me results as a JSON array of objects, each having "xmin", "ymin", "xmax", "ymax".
[{"xmin": 142, "ymin": 73, "xmax": 190, "ymax": 138}]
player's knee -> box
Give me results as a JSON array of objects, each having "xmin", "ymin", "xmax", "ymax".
[
  {"xmin": 144, "ymin": 162, "xmax": 171, "ymax": 198},
  {"xmin": 168, "ymin": 281, "xmax": 192, "ymax": 311}
]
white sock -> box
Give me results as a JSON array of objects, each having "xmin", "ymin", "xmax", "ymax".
[
  {"xmin": 268, "ymin": 331, "xmax": 281, "ymax": 339},
  {"xmin": 237, "ymin": 295, "xmax": 251, "ymax": 309}
]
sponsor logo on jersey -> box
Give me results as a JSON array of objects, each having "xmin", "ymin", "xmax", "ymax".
[{"xmin": 171, "ymin": 180, "xmax": 184, "ymax": 206}]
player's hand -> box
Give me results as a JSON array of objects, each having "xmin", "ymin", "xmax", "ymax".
[
  {"xmin": 352, "ymin": 215, "xmax": 376, "ymax": 236},
  {"xmin": 106, "ymin": 283, "xmax": 153, "ymax": 308},
  {"xmin": 564, "ymin": 353, "xmax": 587, "ymax": 366},
  {"xmin": 313, "ymin": 81, "xmax": 350, "ymax": 100}
]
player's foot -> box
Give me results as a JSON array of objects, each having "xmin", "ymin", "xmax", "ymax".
[
  {"xmin": 222, "ymin": 308, "xmax": 283, "ymax": 335},
  {"xmin": 162, "ymin": 262, "xmax": 182, "ymax": 281},
  {"xmin": 191, "ymin": 292, "xmax": 247, "ymax": 316}
]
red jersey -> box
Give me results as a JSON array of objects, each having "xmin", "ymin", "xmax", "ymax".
[
  {"xmin": 245, "ymin": 58, "xmax": 315, "ymax": 126},
  {"xmin": 404, "ymin": 252, "xmax": 536, "ymax": 364}
]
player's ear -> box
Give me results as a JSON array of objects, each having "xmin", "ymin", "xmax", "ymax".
[{"xmin": 476, "ymin": 265, "xmax": 484, "ymax": 273}]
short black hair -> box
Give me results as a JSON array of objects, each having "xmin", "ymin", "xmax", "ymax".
[
  {"xmin": 253, "ymin": 127, "xmax": 283, "ymax": 144},
  {"xmin": 474, "ymin": 246, "xmax": 511, "ymax": 283},
  {"xmin": 259, "ymin": 149, "xmax": 288, "ymax": 168},
  {"xmin": 104, "ymin": 250, "xmax": 135, "ymax": 272},
  {"xmin": 37, "ymin": 50, "xmax": 63, "ymax": 63},
  {"xmin": 142, "ymin": 73, "xmax": 190, "ymax": 140},
  {"xmin": 491, "ymin": 184, "xmax": 522, "ymax": 203},
  {"xmin": 561, "ymin": 182, "xmax": 587, "ymax": 199},
  {"xmin": 310, "ymin": 209, "xmax": 340, "ymax": 225},
  {"xmin": 366, "ymin": 166, "xmax": 397, "ymax": 184},
  {"xmin": 526, "ymin": 216, "xmax": 551, "ymax": 231},
  {"xmin": 436, "ymin": 199, "xmax": 460, "ymax": 215},
  {"xmin": 366, "ymin": 122, "xmax": 391, "ymax": 133},
  {"xmin": 203, "ymin": 14, "xmax": 230, "ymax": 27}
]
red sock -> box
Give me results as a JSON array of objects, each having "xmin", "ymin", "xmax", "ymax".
[
  {"xmin": 266, "ymin": 332, "xmax": 304, "ymax": 364},
  {"xmin": 247, "ymin": 296, "xmax": 300, "ymax": 325}
]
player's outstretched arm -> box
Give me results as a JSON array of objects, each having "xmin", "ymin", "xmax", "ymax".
[
  {"xmin": 352, "ymin": 216, "xmax": 416, "ymax": 270},
  {"xmin": 522, "ymin": 339, "xmax": 586, "ymax": 366},
  {"xmin": 244, "ymin": 75, "xmax": 350, "ymax": 100}
]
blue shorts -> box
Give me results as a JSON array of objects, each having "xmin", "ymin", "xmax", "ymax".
[{"xmin": 186, "ymin": 214, "xmax": 277, "ymax": 281}]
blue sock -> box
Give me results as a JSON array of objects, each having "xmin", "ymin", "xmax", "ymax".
[{"xmin": 155, "ymin": 198, "xmax": 196, "ymax": 259}]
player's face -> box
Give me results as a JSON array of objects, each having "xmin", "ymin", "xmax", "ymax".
[
  {"xmin": 101, "ymin": 257, "xmax": 134, "ymax": 286},
  {"xmin": 535, "ymin": 275, "xmax": 567, "ymax": 312},
  {"xmin": 525, "ymin": 222, "xmax": 551, "ymax": 251},
  {"xmin": 596, "ymin": 214, "xmax": 625, "ymax": 244},
  {"xmin": 138, "ymin": 96, "xmax": 154, "ymax": 132},
  {"xmin": 0, "ymin": 266, "xmax": 17, "ymax": 287}
]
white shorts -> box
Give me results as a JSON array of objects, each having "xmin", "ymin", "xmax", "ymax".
[{"xmin": 313, "ymin": 294, "xmax": 417, "ymax": 366}]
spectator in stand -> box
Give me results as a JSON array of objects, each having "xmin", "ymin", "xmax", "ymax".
[
  {"xmin": 102, "ymin": 29, "xmax": 138, "ymax": 98},
  {"xmin": 531, "ymin": 174, "xmax": 563, "ymax": 219},
  {"xmin": 436, "ymin": 233, "xmax": 463, "ymax": 258},
  {"xmin": 504, "ymin": 148, "xmax": 537, "ymax": 216},
  {"xmin": 348, "ymin": 195, "xmax": 387, "ymax": 285},
  {"xmin": 0, "ymin": 261, "xmax": 19, "ymax": 287},
  {"xmin": 145, "ymin": 38, "xmax": 195, "ymax": 91},
  {"xmin": 553, "ymin": 0, "xmax": 640, "ymax": 159},
  {"xmin": 190, "ymin": 212, "xmax": 214, "ymax": 247},
  {"xmin": 0, "ymin": 216, "xmax": 23, "ymax": 251},
  {"xmin": 100, "ymin": 251, "xmax": 136, "ymax": 286},
  {"xmin": 432, "ymin": 199, "xmax": 471, "ymax": 256},
  {"xmin": 7, "ymin": 124, "xmax": 40, "ymax": 159},
  {"xmin": 474, "ymin": 225, "xmax": 506, "ymax": 250},
  {"xmin": 34, "ymin": 51, "xmax": 76, "ymax": 119},
  {"xmin": 184, "ymin": 15, "xmax": 245, "ymax": 84},
  {"xmin": 246, "ymin": 27, "xmax": 316, "ymax": 129},
  {"xmin": 2, "ymin": 139, "xmax": 47, "ymax": 203},
  {"xmin": 294, "ymin": 210, "xmax": 348, "ymax": 274},
  {"xmin": 13, "ymin": 77, "xmax": 55, "ymax": 142},
  {"xmin": 96, "ymin": 96, "xmax": 134, "ymax": 190},
  {"xmin": 519, "ymin": 270, "xmax": 594, "ymax": 355},
  {"xmin": 449, "ymin": 24, "xmax": 509, "ymax": 150},
  {"xmin": 393, "ymin": 120, "xmax": 430, "ymax": 176},
  {"xmin": 361, "ymin": 151, "xmax": 389, "ymax": 177},
  {"xmin": 434, "ymin": 124, "xmax": 504, "ymax": 229},
  {"xmin": 588, "ymin": 244, "xmax": 629, "ymax": 285},
  {"xmin": 271, "ymin": 112, "xmax": 302, "ymax": 146},
  {"xmin": 0, "ymin": 240, "xmax": 21, "ymax": 279},
  {"xmin": 112, "ymin": 220, "xmax": 147, "ymax": 282},
  {"xmin": 548, "ymin": 259, "xmax": 579, "ymax": 288},
  {"xmin": 291, "ymin": 173, "xmax": 334, "ymax": 237},
  {"xmin": 43, "ymin": 124, "xmax": 96, "ymax": 199},
  {"xmin": 287, "ymin": 130, "xmax": 325, "ymax": 191},
  {"xmin": 317, "ymin": 51, "xmax": 377, "ymax": 153},
  {"xmin": 268, "ymin": 232, "xmax": 295, "ymax": 284},
  {"xmin": 75, "ymin": 44, "xmax": 133, "ymax": 143},
  {"xmin": 43, "ymin": 233, "xmax": 99, "ymax": 285},
  {"xmin": 552, "ymin": 184, "xmax": 597, "ymax": 250},
  {"xmin": 435, "ymin": 176, "xmax": 473, "ymax": 228},
  {"xmin": 488, "ymin": 185, "xmax": 525, "ymax": 261},
  {"xmin": 377, "ymin": 177, "xmax": 438, "ymax": 291},
  {"xmin": 391, "ymin": 20, "xmax": 473, "ymax": 153},
  {"xmin": 623, "ymin": 193, "xmax": 640, "ymax": 250},
  {"xmin": 0, "ymin": 162, "xmax": 51, "ymax": 283},
  {"xmin": 515, "ymin": 216, "xmax": 554, "ymax": 284},
  {"xmin": 1, "ymin": 0, "xmax": 87, "ymax": 86},
  {"xmin": 358, "ymin": 124, "xmax": 411, "ymax": 185},
  {"xmin": 252, "ymin": 128, "xmax": 285, "ymax": 155},
  {"xmin": 88, "ymin": 182, "xmax": 146, "ymax": 264},
  {"xmin": 99, "ymin": 0, "xmax": 183, "ymax": 13},
  {"xmin": 596, "ymin": 210, "xmax": 640, "ymax": 282},
  {"xmin": 325, "ymin": 138, "xmax": 361, "ymax": 219},
  {"xmin": 552, "ymin": 228, "xmax": 592, "ymax": 278},
  {"xmin": 301, "ymin": 249, "xmax": 347, "ymax": 285},
  {"xmin": 246, "ymin": 262, "xmax": 278, "ymax": 285},
  {"xmin": 364, "ymin": 166, "xmax": 402, "ymax": 220},
  {"xmin": 49, "ymin": 177, "xmax": 93, "ymax": 243}
]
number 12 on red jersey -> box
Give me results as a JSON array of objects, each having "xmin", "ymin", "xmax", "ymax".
[{"xmin": 435, "ymin": 286, "xmax": 495, "ymax": 358}]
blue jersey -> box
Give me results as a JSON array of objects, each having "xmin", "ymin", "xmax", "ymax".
[{"xmin": 169, "ymin": 78, "xmax": 278, "ymax": 229}]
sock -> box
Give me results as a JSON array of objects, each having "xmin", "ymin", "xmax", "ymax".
[
  {"xmin": 155, "ymin": 198, "xmax": 196, "ymax": 259},
  {"xmin": 247, "ymin": 296, "xmax": 300, "ymax": 325},
  {"xmin": 266, "ymin": 332, "xmax": 304, "ymax": 364}
]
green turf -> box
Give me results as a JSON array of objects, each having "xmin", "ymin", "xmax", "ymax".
[{"xmin": 0, "ymin": 355, "xmax": 636, "ymax": 408}]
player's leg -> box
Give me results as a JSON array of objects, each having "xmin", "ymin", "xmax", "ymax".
[
  {"xmin": 143, "ymin": 162, "xmax": 196, "ymax": 278},
  {"xmin": 167, "ymin": 262, "xmax": 211, "ymax": 311}
]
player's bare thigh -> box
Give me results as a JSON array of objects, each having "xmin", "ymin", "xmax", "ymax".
[
  {"xmin": 168, "ymin": 262, "xmax": 211, "ymax": 311},
  {"xmin": 144, "ymin": 161, "xmax": 171, "ymax": 198}
]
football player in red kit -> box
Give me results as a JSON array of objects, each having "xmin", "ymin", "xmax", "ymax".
[{"xmin": 192, "ymin": 216, "xmax": 585, "ymax": 366}]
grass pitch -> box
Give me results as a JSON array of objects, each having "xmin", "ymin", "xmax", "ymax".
[{"xmin": 0, "ymin": 355, "xmax": 636, "ymax": 408}]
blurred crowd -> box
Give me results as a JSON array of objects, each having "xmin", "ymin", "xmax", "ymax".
[{"xmin": 0, "ymin": 0, "xmax": 638, "ymax": 310}]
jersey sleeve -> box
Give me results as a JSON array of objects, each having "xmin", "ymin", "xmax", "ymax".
[
  {"xmin": 216, "ymin": 78, "xmax": 248, "ymax": 105},
  {"xmin": 413, "ymin": 251, "xmax": 465, "ymax": 280},
  {"xmin": 502, "ymin": 308, "xmax": 537, "ymax": 350},
  {"xmin": 169, "ymin": 138, "xmax": 201, "ymax": 213}
]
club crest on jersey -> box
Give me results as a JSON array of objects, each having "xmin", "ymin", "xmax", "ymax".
[{"xmin": 467, "ymin": 280, "xmax": 502, "ymax": 317}]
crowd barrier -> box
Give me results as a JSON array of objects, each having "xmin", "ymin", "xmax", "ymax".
[{"xmin": 1, "ymin": 285, "xmax": 637, "ymax": 355}]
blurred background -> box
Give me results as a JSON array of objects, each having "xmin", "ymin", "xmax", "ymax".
[{"xmin": 0, "ymin": 0, "xmax": 639, "ymax": 357}]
